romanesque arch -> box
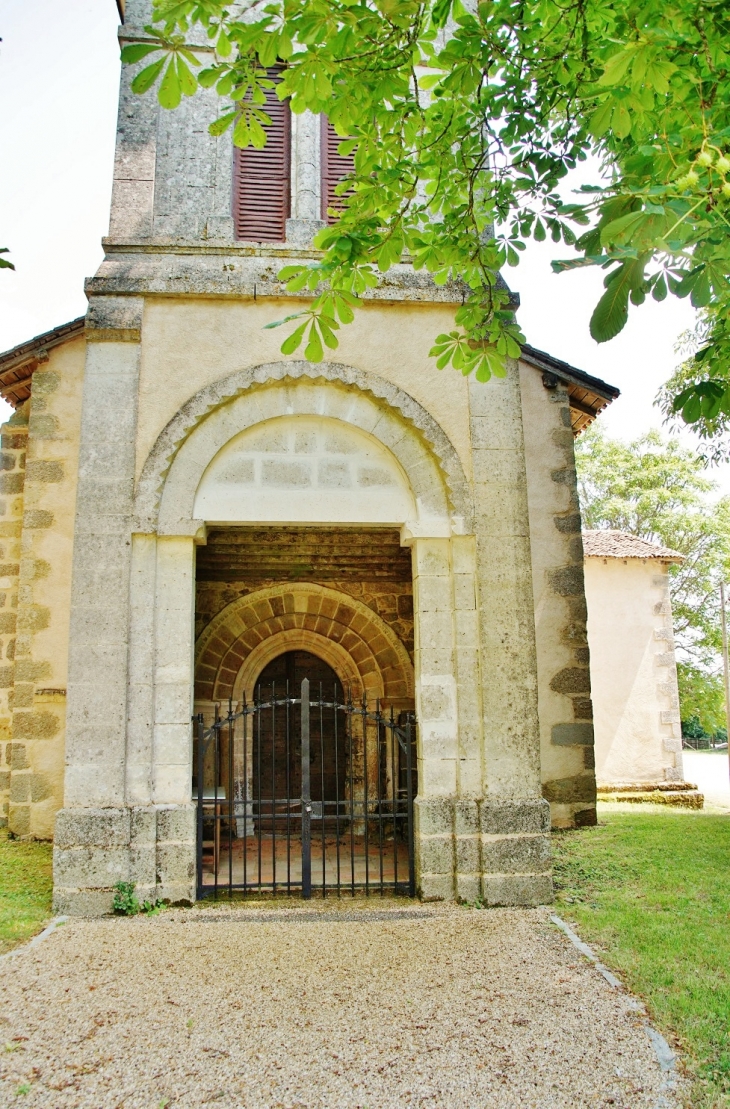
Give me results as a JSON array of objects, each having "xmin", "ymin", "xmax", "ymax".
[
  {"xmin": 135, "ymin": 361, "xmax": 473, "ymax": 534},
  {"xmin": 195, "ymin": 583, "xmax": 415, "ymax": 707}
]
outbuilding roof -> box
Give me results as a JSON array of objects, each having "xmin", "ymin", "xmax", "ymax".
[{"xmin": 583, "ymin": 529, "xmax": 683, "ymax": 562}]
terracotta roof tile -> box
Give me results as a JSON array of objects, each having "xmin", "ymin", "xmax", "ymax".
[{"xmin": 582, "ymin": 529, "xmax": 683, "ymax": 562}]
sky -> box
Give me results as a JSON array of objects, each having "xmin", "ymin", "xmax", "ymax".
[{"xmin": 1, "ymin": 0, "xmax": 729, "ymax": 496}]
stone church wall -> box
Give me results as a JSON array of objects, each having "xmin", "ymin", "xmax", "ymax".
[
  {"xmin": 2, "ymin": 338, "xmax": 85, "ymax": 839},
  {"xmin": 0, "ymin": 405, "xmax": 26, "ymax": 830},
  {"xmin": 133, "ymin": 298, "xmax": 474, "ymax": 492},
  {"xmin": 520, "ymin": 364, "xmax": 597, "ymax": 828}
]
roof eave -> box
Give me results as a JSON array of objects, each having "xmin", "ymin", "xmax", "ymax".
[
  {"xmin": 520, "ymin": 343, "xmax": 620, "ymax": 435},
  {"xmin": 520, "ymin": 343, "xmax": 620, "ymax": 402},
  {"xmin": 584, "ymin": 553, "xmax": 684, "ymax": 565},
  {"xmin": 0, "ymin": 318, "xmax": 86, "ymax": 408}
]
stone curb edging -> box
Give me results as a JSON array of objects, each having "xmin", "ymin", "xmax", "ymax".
[
  {"xmin": 0, "ymin": 916, "xmax": 69, "ymax": 965},
  {"xmin": 550, "ymin": 914, "xmax": 679, "ymax": 1108}
]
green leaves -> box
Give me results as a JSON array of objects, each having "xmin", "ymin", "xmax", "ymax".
[
  {"xmin": 428, "ymin": 293, "xmax": 524, "ymax": 381},
  {"xmin": 429, "ymin": 332, "xmax": 508, "ymax": 381},
  {"xmin": 590, "ymin": 257, "xmax": 647, "ymax": 343},
  {"xmin": 0, "ymin": 248, "xmax": 14, "ymax": 272},
  {"xmin": 120, "ymin": 43, "xmax": 161, "ymax": 65},
  {"xmin": 131, "ymin": 56, "xmax": 167, "ymax": 95},
  {"xmin": 124, "ymin": 32, "xmax": 201, "ymax": 106},
  {"xmin": 597, "ymin": 46, "xmax": 637, "ymax": 87},
  {"xmin": 671, "ymin": 380, "xmax": 728, "ymax": 425},
  {"xmin": 126, "ymin": 0, "xmax": 730, "ymax": 425},
  {"xmin": 263, "ymin": 288, "xmax": 358, "ymax": 361},
  {"xmin": 431, "ymin": 0, "xmax": 454, "ymax": 28},
  {"xmin": 158, "ymin": 58, "xmax": 183, "ymax": 108}
]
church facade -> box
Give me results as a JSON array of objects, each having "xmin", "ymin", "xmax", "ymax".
[{"xmin": 0, "ymin": 0, "xmax": 618, "ymax": 914}]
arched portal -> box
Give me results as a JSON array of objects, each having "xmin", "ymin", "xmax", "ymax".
[{"xmin": 128, "ymin": 367, "xmax": 476, "ymax": 901}]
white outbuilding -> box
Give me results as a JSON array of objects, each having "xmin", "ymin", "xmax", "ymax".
[{"xmin": 583, "ymin": 530, "xmax": 699, "ymax": 803}]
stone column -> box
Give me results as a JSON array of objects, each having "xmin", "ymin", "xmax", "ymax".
[
  {"xmin": 125, "ymin": 533, "xmax": 157, "ymax": 807},
  {"xmin": 63, "ymin": 306, "xmax": 142, "ymax": 807},
  {"xmin": 53, "ymin": 299, "xmax": 143, "ymax": 915},
  {"xmin": 451, "ymin": 535, "xmax": 483, "ymax": 903},
  {"xmin": 151, "ymin": 536, "xmax": 196, "ymax": 904},
  {"xmin": 411, "ymin": 537, "xmax": 459, "ymax": 900},
  {"xmin": 469, "ymin": 364, "xmax": 552, "ymax": 906}
]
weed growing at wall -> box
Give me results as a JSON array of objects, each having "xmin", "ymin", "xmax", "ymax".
[{"xmin": 112, "ymin": 882, "xmax": 164, "ymax": 917}]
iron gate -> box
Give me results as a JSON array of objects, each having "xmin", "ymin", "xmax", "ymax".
[{"xmin": 194, "ymin": 679, "xmax": 416, "ymax": 899}]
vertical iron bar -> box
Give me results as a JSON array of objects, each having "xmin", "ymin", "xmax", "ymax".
[
  {"xmin": 320, "ymin": 682, "xmax": 325, "ymax": 897},
  {"xmin": 213, "ymin": 715, "xmax": 219, "ymax": 899},
  {"xmin": 334, "ymin": 684, "xmax": 341, "ymax": 897},
  {"xmin": 285, "ymin": 678, "xmax": 291, "ymax": 895},
  {"xmin": 301, "ymin": 677, "xmax": 311, "ymax": 899},
  {"xmin": 257, "ymin": 687, "xmax": 262, "ymax": 892},
  {"xmin": 390, "ymin": 706, "xmax": 397, "ymax": 893},
  {"xmin": 348, "ymin": 695, "xmax": 355, "ymax": 895},
  {"xmin": 271, "ymin": 680, "xmax": 276, "ymax": 894},
  {"xmin": 363, "ymin": 696, "xmax": 369, "ymax": 896},
  {"xmin": 406, "ymin": 719, "xmax": 416, "ymax": 898},
  {"xmin": 196, "ymin": 714, "xmax": 205, "ymax": 898},
  {"xmin": 377, "ymin": 703, "xmax": 384, "ymax": 896},
  {"xmin": 228, "ymin": 699, "xmax": 234, "ymax": 896},
  {"xmin": 243, "ymin": 695, "xmax": 248, "ymax": 895}
]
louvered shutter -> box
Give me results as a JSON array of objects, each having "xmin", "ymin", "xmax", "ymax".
[
  {"xmin": 233, "ymin": 69, "xmax": 291, "ymax": 242},
  {"xmin": 321, "ymin": 117, "xmax": 356, "ymax": 223}
]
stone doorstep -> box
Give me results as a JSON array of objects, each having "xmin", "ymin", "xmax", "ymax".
[{"xmin": 597, "ymin": 789, "xmax": 704, "ymax": 809}]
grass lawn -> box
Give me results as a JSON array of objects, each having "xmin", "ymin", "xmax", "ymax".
[
  {"xmin": 552, "ymin": 806, "xmax": 730, "ymax": 1108},
  {"xmin": 0, "ymin": 831, "xmax": 53, "ymax": 955}
]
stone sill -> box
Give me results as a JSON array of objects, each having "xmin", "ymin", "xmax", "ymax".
[
  {"xmin": 101, "ymin": 239, "xmax": 325, "ymax": 259},
  {"xmin": 597, "ymin": 789, "xmax": 704, "ymax": 809},
  {"xmin": 85, "ymin": 252, "xmax": 469, "ymax": 306}
]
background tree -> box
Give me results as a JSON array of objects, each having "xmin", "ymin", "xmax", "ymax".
[
  {"xmin": 657, "ymin": 318, "xmax": 730, "ymax": 466},
  {"xmin": 575, "ymin": 424, "xmax": 730, "ymax": 736},
  {"xmin": 123, "ymin": 0, "xmax": 730, "ymax": 425}
]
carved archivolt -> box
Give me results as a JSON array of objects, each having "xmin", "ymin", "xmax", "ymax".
[
  {"xmin": 135, "ymin": 360, "xmax": 472, "ymax": 533},
  {"xmin": 195, "ymin": 583, "xmax": 415, "ymax": 706}
]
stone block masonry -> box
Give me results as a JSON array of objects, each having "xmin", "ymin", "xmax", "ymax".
[
  {"xmin": 0, "ymin": 406, "xmax": 26, "ymax": 830},
  {"xmin": 53, "ymin": 804, "xmax": 196, "ymax": 914},
  {"xmin": 194, "ymin": 527, "xmax": 415, "ymax": 660},
  {"xmin": 3, "ymin": 339, "xmax": 86, "ymax": 841},
  {"xmin": 520, "ymin": 368, "xmax": 597, "ymax": 829}
]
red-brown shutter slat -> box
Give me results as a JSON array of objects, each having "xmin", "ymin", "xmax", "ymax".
[
  {"xmin": 321, "ymin": 117, "xmax": 356, "ymax": 224},
  {"xmin": 233, "ymin": 70, "xmax": 291, "ymax": 242}
]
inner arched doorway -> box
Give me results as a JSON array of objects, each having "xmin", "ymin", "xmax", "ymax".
[
  {"xmin": 253, "ymin": 650, "xmax": 347, "ymax": 817},
  {"xmin": 193, "ymin": 526, "xmax": 417, "ymax": 897}
]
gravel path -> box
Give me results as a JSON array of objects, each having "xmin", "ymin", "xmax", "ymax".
[{"xmin": 0, "ymin": 901, "xmax": 680, "ymax": 1108}]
